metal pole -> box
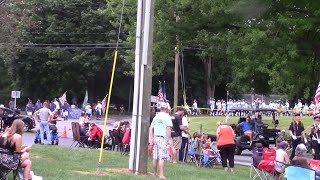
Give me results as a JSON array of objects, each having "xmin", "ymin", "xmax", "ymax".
[
  {"xmin": 129, "ymin": 0, "xmax": 143, "ymax": 171},
  {"xmin": 14, "ymin": 98, "xmax": 16, "ymax": 110},
  {"xmin": 128, "ymin": 83, "xmax": 132, "ymax": 112}
]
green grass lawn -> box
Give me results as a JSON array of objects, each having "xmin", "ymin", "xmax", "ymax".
[
  {"xmin": 25, "ymin": 145, "xmax": 251, "ymax": 180},
  {"xmin": 187, "ymin": 115, "xmax": 314, "ymax": 135}
]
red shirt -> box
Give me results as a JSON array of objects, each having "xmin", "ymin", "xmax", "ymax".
[{"xmin": 217, "ymin": 125, "xmax": 235, "ymax": 146}]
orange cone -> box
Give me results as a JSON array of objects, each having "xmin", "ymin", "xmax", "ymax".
[{"xmin": 61, "ymin": 126, "xmax": 67, "ymax": 138}]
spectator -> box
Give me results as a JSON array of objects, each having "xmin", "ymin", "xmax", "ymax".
[
  {"xmin": 34, "ymin": 99, "xmax": 42, "ymax": 111},
  {"xmin": 85, "ymin": 103, "xmax": 92, "ymax": 119},
  {"xmin": 53, "ymin": 98, "xmax": 60, "ymax": 110},
  {"xmin": 171, "ymin": 107, "xmax": 188, "ymax": 164},
  {"xmin": 119, "ymin": 104, "xmax": 125, "ymax": 115},
  {"xmin": 149, "ymin": 102, "xmax": 173, "ymax": 179},
  {"xmin": 0, "ymin": 119, "xmax": 32, "ymax": 180},
  {"xmin": 95, "ymin": 101, "xmax": 102, "ymax": 120},
  {"xmin": 274, "ymin": 141, "xmax": 289, "ymax": 179},
  {"xmin": 216, "ymin": 121, "xmax": 236, "ymax": 172},
  {"xmin": 78, "ymin": 112, "xmax": 89, "ymax": 126},
  {"xmin": 238, "ymin": 116, "xmax": 255, "ymax": 146},
  {"xmin": 34, "ymin": 102, "xmax": 51, "ymax": 145},
  {"xmin": 62, "ymin": 101, "xmax": 70, "ymax": 121},
  {"xmin": 192, "ymin": 100, "xmax": 198, "ymax": 115},
  {"xmin": 26, "ymin": 100, "xmax": 34, "ymax": 116},
  {"xmin": 290, "ymin": 144, "xmax": 309, "ymax": 169},
  {"xmin": 179, "ymin": 109, "xmax": 189, "ymax": 162}
]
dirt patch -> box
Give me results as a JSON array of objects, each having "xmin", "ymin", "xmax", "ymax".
[
  {"xmin": 73, "ymin": 170, "xmax": 108, "ymax": 176},
  {"xmin": 106, "ymin": 168, "xmax": 154, "ymax": 177}
]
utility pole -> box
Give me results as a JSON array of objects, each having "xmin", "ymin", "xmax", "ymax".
[
  {"xmin": 173, "ymin": 15, "xmax": 180, "ymax": 112},
  {"xmin": 129, "ymin": 0, "xmax": 155, "ymax": 174}
]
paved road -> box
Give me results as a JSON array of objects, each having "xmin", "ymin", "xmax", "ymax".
[{"xmin": 22, "ymin": 115, "xmax": 253, "ymax": 166}]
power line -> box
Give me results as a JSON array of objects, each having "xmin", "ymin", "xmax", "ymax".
[
  {"xmin": 0, "ymin": 46, "xmax": 131, "ymax": 49},
  {"xmin": 0, "ymin": 43, "xmax": 123, "ymax": 46},
  {"xmin": 25, "ymin": 32, "xmax": 111, "ymax": 35}
]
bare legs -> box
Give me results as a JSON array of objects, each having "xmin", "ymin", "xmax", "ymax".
[
  {"xmin": 21, "ymin": 152, "xmax": 32, "ymax": 180},
  {"xmin": 152, "ymin": 160, "xmax": 166, "ymax": 179}
]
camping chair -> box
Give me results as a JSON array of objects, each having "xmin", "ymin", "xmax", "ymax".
[
  {"xmin": 70, "ymin": 122, "xmax": 88, "ymax": 148},
  {"xmin": 310, "ymin": 159, "xmax": 320, "ymax": 171},
  {"xmin": 186, "ymin": 139, "xmax": 196, "ymax": 163},
  {"xmin": 201, "ymin": 153, "xmax": 217, "ymax": 168},
  {"xmin": 257, "ymin": 148, "xmax": 276, "ymax": 180},
  {"xmin": 284, "ymin": 166, "xmax": 315, "ymax": 180},
  {"xmin": 121, "ymin": 128, "xmax": 131, "ymax": 155},
  {"xmin": 250, "ymin": 143, "xmax": 264, "ymax": 180},
  {"xmin": 0, "ymin": 148, "xmax": 21, "ymax": 180},
  {"xmin": 109, "ymin": 130, "xmax": 122, "ymax": 151}
]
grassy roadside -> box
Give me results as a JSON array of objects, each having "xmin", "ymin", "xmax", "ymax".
[{"xmin": 26, "ymin": 146, "xmax": 250, "ymax": 180}]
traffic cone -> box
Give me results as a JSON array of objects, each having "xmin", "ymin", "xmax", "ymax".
[{"xmin": 61, "ymin": 126, "xmax": 67, "ymax": 138}]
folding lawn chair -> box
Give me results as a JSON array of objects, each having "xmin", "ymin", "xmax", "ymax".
[
  {"xmin": 310, "ymin": 159, "xmax": 320, "ymax": 171},
  {"xmin": 187, "ymin": 139, "xmax": 196, "ymax": 163},
  {"xmin": 121, "ymin": 128, "xmax": 131, "ymax": 155},
  {"xmin": 257, "ymin": 148, "xmax": 276, "ymax": 180},
  {"xmin": 70, "ymin": 122, "xmax": 88, "ymax": 148},
  {"xmin": 284, "ymin": 166, "xmax": 315, "ymax": 180},
  {"xmin": 0, "ymin": 148, "xmax": 21, "ymax": 180},
  {"xmin": 201, "ymin": 154, "xmax": 217, "ymax": 168},
  {"xmin": 250, "ymin": 144, "xmax": 264, "ymax": 179}
]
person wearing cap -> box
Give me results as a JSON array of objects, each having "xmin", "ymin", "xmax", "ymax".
[
  {"xmin": 149, "ymin": 102, "xmax": 173, "ymax": 179},
  {"xmin": 275, "ymin": 141, "xmax": 289, "ymax": 178},
  {"xmin": 310, "ymin": 113, "xmax": 320, "ymax": 160},
  {"xmin": 289, "ymin": 113, "xmax": 306, "ymax": 160}
]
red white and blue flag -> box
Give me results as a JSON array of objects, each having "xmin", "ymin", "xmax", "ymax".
[
  {"xmin": 58, "ymin": 91, "xmax": 67, "ymax": 104},
  {"xmin": 314, "ymin": 81, "xmax": 320, "ymax": 115},
  {"xmin": 158, "ymin": 81, "xmax": 167, "ymax": 103}
]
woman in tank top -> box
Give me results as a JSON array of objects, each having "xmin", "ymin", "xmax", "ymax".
[{"xmin": 0, "ymin": 119, "xmax": 32, "ymax": 180}]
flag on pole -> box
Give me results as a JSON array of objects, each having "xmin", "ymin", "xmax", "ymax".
[
  {"xmin": 58, "ymin": 91, "xmax": 67, "ymax": 104},
  {"xmin": 101, "ymin": 94, "xmax": 108, "ymax": 114},
  {"xmin": 158, "ymin": 81, "xmax": 164, "ymax": 102},
  {"xmin": 314, "ymin": 81, "xmax": 320, "ymax": 115},
  {"xmin": 162, "ymin": 81, "xmax": 167, "ymax": 103},
  {"xmin": 82, "ymin": 90, "xmax": 88, "ymax": 111}
]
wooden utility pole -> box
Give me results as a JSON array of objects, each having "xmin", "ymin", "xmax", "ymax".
[
  {"xmin": 129, "ymin": 0, "xmax": 155, "ymax": 174},
  {"xmin": 173, "ymin": 15, "xmax": 180, "ymax": 112}
]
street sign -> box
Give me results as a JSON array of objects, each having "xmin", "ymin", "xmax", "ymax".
[
  {"xmin": 11, "ymin": 91, "xmax": 21, "ymax": 98},
  {"xmin": 150, "ymin": 96, "xmax": 158, "ymax": 103}
]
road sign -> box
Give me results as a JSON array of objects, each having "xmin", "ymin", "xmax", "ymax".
[
  {"xmin": 11, "ymin": 91, "xmax": 21, "ymax": 98},
  {"xmin": 151, "ymin": 96, "xmax": 158, "ymax": 103}
]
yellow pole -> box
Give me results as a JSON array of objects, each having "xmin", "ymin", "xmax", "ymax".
[{"xmin": 98, "ymin": 50, "xmax": 118, "ymax": 163}]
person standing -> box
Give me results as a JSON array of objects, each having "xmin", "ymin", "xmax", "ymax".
[
  {"xmin": 95, "ymin": 101, "xmax": 102, "ymax": 120},
  {"xmin": 62, "ymin": 101, "xmax": 70, "ymax": 120},
  {"xmin": 171, "ymin": 107, "xmax": 188, "ymax": 163},
  {"xmin": 310, "ymin": 114, "xmax": 320, "ymax": 160},
  {"xmin": 35, "ymin": 99, "xmax": 42, "ymax": 111},
  {"xmin": 149, "ymin": 102, "xmax": 173, "ymax": 179},
  {"xmin": 34, "ymin": 102, "xmax": 51, "ymax": 145},
  {"xmin": 53, "ymin": 98, "xmax": 60, "ymax": 110},
  {"xmin": 179, "ymin": 109, "xmax": 189, "ymax": 162},
  {"xmin": 289, "ymin": 113, "xmax": 306, "ymax": 160},
  {"xmin": 192, "ymin": 100, "xmax": 198, "ymax": 115},
  {"xmin": 216, "ymin": 121, "xmax": 236, "ymax": 172},
  {"xmin": 26, "ymin": 100, "xmax": 34, "ymax": 116}
]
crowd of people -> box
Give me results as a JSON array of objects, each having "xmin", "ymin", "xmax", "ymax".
[
  {"xmin": 149, "ymin": 102, "xmax": 236, "ymax": 179},
  {"xmin": 184, "ymin": 98, "xmax": 320, "ymax": 116}
]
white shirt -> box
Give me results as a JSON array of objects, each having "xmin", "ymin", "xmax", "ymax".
[
  {"xmin": 181, "ymin": 116, "xmax": 189, "ymax": 138},
  {"xmin": 53, "ymin": 101, "xmax": 60, "ymax": 110},
  {"xmin": 95, "ymin": 103, "xmax": 102, "ymax": 111},
  {"xmin": 193, "ymin": 102, "xmax": 198, "ymax": 109},
  {"xmin": 85, "ymin": 105, "xmax": 92, "ymax": 114},
  {"xmin": 275, "ymin": 149, "xmax": 286, "ymax": 172}
]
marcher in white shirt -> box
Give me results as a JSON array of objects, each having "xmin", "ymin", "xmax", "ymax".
[{"xmin": 179, "ymin": 110, "xmax": 189, "ymax": 162}]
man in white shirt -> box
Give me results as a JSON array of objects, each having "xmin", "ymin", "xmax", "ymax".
[
  {"xmin": 95, "ymin": 101, "xmax": 102, "ymax": 120},
  {"xmin": 53, "ymin": 98, "xmax": 60, "ymax": 110}
]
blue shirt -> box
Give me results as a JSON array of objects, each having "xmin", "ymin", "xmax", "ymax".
[
  {"xmin": 150, "ymin": 112, "xmax": 173, "ymax": 140},
  {"xmin": 240, "ymin": 121, "xmax": 255, "ymax": 132}
]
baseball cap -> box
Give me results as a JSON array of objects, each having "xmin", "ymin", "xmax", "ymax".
[
  {"xmin": 278, "ymin": 141, "xmax": 287, "ymax": 149},
  {"xmin": 314, "ymin": 113, "xmax": 320, "ymax": 120},
  {"xmin": 160, "ymin": 102, "xmax": 169, "ymax": 109}
]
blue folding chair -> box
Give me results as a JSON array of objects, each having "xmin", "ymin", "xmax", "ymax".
[{"xmin": 284, "ymin": 166, "xmax": 315, "ymax": 180}]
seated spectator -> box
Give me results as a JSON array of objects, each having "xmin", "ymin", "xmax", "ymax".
[
  {"xmin": 0, "ymin": 119, "xmax": 32, "ymax": 180},
  {"xmin": 79, "ymin": 121, "xmax": 89, "ymax": 145},
  {"xmin": 238, "ymin": 116, "xmax": 255, "ymax": 145},
  {"xmin": 290, "ymin": 144, "xmax": 309, "ymax": 169},
  {"xmin": 193, "ymin": 132, "xmax": 203, "ymax": 157},
  {"xmin": 275, "ymin": 141, "xmax": 289, "ymax": 179},
  {"xmin": 78, "ymin": 112, "xmax": 89, "ymax": 126},
  {"xmin": 255, "ymin": 115, "xmax": 265, "ymax": 135}
]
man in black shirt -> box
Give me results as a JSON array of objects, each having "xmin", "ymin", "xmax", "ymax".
[
  {"xmin": 289, "ymin": 113, "xmax": 306, "ymax": 160},
  {"xmin": 171, "ymin": 107, "xmax": 188, "ymax": 163}
]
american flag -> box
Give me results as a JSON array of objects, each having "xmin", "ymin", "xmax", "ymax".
[
  {"xmin": 58, "ymin": 91, "xmax": 67, "ymax": 104},
  {"xmin": 158, "ymin": 82, "xmax": 164, "ymax": 102},
  {"xmin": 314, "ymin": 82, "xmax": 320, "ymax": 115},
  {"xmin": 101, "ymin": 94, "xmax": 108, "ymax": 113}
]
